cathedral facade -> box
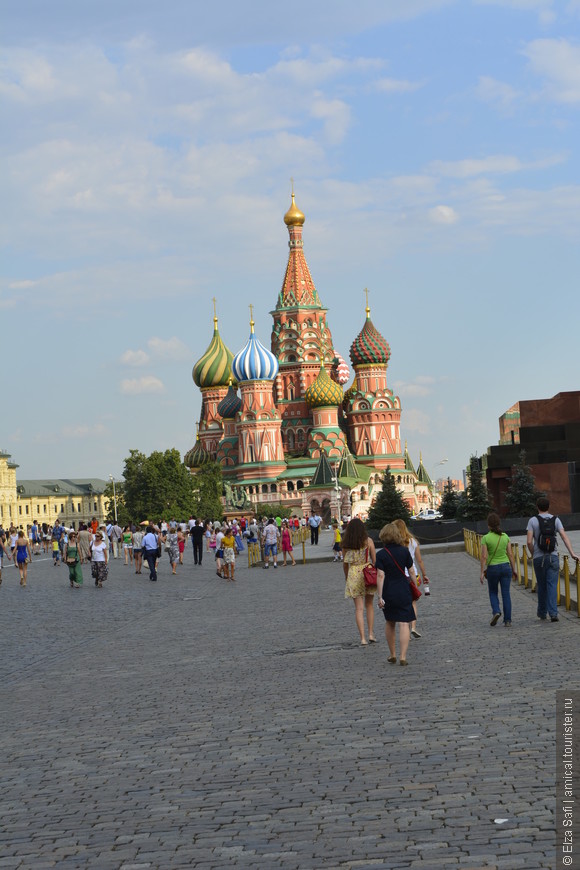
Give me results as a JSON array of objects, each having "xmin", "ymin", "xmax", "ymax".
[{"xmin": 186, "ymin": 195, "xmax": 433, "ymax": 519}]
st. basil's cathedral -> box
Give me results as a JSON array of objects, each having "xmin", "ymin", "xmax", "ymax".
[{"xmin": 185, "ymin": 194, "xmax": 434, "ymax": 521}]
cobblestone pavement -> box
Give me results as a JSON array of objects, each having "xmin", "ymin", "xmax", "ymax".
[{"xmin": 1, "ymin": 534, "xmax": 578, "ymax": 869}]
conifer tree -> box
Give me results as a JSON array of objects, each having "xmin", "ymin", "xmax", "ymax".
[
  {"xmin": 367, "ymin": 468, "xmax": 411, "ymax": 529},
  {"xmin": 464, "ymin": 456, "xmax": 492, "ymax": 520},
  {"xmin": 504, "ymin": 451, "xmax": 543, "ymax": 517},
  {"xmin": 439, "ymin": 478, "xmax": 459, "ymax": 519}
]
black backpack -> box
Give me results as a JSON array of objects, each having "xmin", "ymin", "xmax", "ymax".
[{"xmin": 536, "ymin": 514, "xmax": 557, "ymax": 553}]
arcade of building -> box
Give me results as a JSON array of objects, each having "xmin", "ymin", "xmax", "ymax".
[{"xmin": 186, "ymin": 194, "xmax": 435, "ymax": 522}]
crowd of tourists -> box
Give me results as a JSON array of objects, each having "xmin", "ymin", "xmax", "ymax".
[{"xmin": 2, "ymin": 494, "xmax": 576, "ymax": 670}]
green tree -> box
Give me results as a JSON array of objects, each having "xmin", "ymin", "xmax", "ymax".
[
  {"xmin": 504, "ymin": 451, "xmax": 544, "ymax": 517},
  {"xmin": 192, "ymin": 461, "xmax": 224, "ymax": 520},
  {"xmin": 257, "ymin": 502, "xmax": 293, "ymax": 520},
  {"xmin": 367, "ymin": 468, "xmax": 411, "ymax": 529},
  {"xmin": 463, "ymin": 456, "xmax": 492, "ymax": 520},
  {"xmin": 439, "ymin": 478, "xmax": 459, "ymax": 519},
  {"xmin": 123, "ymin": 448, "xmax": 196, "ymax": 522},
  {"xmin": 103, "ymin": 479, "xmax": 132, "ymax": 527}
]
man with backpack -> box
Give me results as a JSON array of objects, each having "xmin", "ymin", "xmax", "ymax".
[{"xmin": 526, "ymin": 496, "xmax": 579, "ymax": 622}]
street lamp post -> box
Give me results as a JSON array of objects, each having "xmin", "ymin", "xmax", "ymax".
[
  {"xmin": 333, "ymin": 462, "xmax": 341, "ymax": 524},
  {"xmin": 109, "ymin": 475, "xmax": 118, "ymax": 523}
]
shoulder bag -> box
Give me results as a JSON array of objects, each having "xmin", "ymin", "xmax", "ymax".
[
  {"xmin": 483, "ymin": 533, "xmax": 504, "ymax": 579},
  {"xmin": 362, "ymin": 546, "xmax": 378, "ymax": 588}
]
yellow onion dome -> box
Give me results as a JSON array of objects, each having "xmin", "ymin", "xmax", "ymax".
[
  {"xmin": 283, "ymin": 192, "xmax": 305, "ymax": 227},
  {"xmin": 192, "ymin": 317, "xmax": 235, "ymax": 389},
  {"xmin": 184, "ymin": 439, "xmax": 209, "ymax": 469},
  {"xmin": 305, "ymin": 364, "xmax": 344, "ymax": 409},
  {"xmin": 342, "ymin": 382, "xmax": 357, "ymax": 410}
]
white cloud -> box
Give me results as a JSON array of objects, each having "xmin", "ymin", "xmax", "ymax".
[
  {"xmin": 393, "ymin": 376, "xmax": 437, "ymax": 398},
  {"xmin": 376, "ymin": 77, "xmax": 424, "ymax": 93},
  {"xmin": 120, "ymin": 376, "xmax": 165, "ymax": 395},
  {"xmin": 120, "ymin": 349, "xmax": 150, "ymax": 366},
  {"xmin": 429, "ymin": 205, "xmax": 458, "ymax": 224},
  {"xmin": 310, "ymin": 96, "xmax": 351, "ymax": 144},
  {"xmin": 430, "ymin": 153, "xmax": 564, "ymax": 178},
  {"xmin": 524, "ymin": 38, "xmax": 580, "ymax": 103},
  {"xmin": 476, "ymin": 76, "xmax": 520, "ymax": 111},
  {"xmin": 147, "ymin": 337, "xmax": 191, "ymax": 361},
  {"xmin": 61, "ymin": 423, "xmax": 109, "ymax": 438},
  {"xmin": 402, "ymin": 409, "xmax": 431, "ymax": 435},
  {"xmin": 8, "ymin": 279, "xmax": 37, "ymax": 289}
]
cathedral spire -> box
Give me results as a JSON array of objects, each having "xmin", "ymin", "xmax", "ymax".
[{"xmin": 276, "ymin": 189, "xmax": 321, "ymax": 309}]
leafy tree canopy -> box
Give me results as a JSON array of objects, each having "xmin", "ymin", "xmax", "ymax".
[
  {"xmin": 103, "ymin": 479, "xmax": 132, "ymax": 527},
  {"xmin": 367, "ymin": 468, "xmax": 411, "ymax": 529},
  {"xmin": 192, "ymin": 461, "xmax": 224, "ymax": 521},
  {"xmin": 122, "ymin": 448, "xmax": 196, "ymax": 523}
]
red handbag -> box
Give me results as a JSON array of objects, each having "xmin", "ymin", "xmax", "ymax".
[{"xmin": 363, "ymin": 547, "xmax": 377, "ymax": 588}]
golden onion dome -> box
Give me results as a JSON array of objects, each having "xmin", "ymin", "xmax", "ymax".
[
  {"xmin": 305, "ymin": 364, "xmax": 343, "ymax": 409},
  {"xmin": 283, "ymin": 192, "xmax": 305, "ymax": 227}
]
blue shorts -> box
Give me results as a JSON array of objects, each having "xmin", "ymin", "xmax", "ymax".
[{"xmin": 264, "ymin": 544, "xmax": 278, "ymax": 557}]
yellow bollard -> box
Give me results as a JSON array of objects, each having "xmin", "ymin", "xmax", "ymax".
[
  {"xmin": 514, "ymin": 544, "xmax": 522, "ymax": 586},
  {"xmin": 563, "ymin": 556, "xmax": 571, "ymax": 612}
]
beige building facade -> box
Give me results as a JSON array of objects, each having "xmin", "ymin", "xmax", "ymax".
[
  {"xmin": 0, "ymin": 450, "xmax": 18, "ymax": 525},
  {"xmin": 15, "ymin": 479, "xmax": 109, "ymax": 529}
]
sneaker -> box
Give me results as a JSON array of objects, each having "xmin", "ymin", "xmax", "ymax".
[
  {"xmin": 538, "ymin": 615, "xmax": 547, "ymax": 620},
  {"xmin": 490, "ymin": 613, "xmax": 501, "ymax": 626},
  {"xmin": 504, "ymin": 620, "xmax": 512, "ymax": 627},
  {"xmin": 411, "ymin": 628, "xmax": 422, "ymax": 638},
  {"xmin": 263, "ymin": 564, "xmax": 269, "ymax": 569},
  {"xmin": 273, "ymin": 562, "xmax": 278, "ymax": 568},
  {"xmin": 551, "ymin": 615, "xmax": 559, "ymax": 622}
]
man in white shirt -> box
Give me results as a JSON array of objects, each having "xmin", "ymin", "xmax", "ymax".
[{"xmin": 308, "ymin": 511, "xmax": 322, "ymax": 545}]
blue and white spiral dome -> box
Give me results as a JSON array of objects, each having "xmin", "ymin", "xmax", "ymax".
[{"xmin": 232, "ymin": 320, "xmax": 279, "ymax": 382}]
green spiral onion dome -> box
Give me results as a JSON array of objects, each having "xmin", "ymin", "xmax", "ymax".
[
  {"xmin": 184, "ymin": 439, "xmax": 209, "ymax": 469},
  {"xmin": 305, "ymin": 364, "xmax": 344, "ymax": 409},
  {"xmin": 349, "ymin": 309, "xmax": 391, "ymax": 368},
  {"xmin": 192, "ymin": 316, "xmax": 236, "ymax": 389}
]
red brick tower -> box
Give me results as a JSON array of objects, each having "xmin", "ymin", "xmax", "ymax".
[
  {"xmin": 271, "ymin": 193, "xmax": 338, "ymax": 456},
  {"xmin": 345, "ymin": 296, "xmax": 404, "ymax": 471}
]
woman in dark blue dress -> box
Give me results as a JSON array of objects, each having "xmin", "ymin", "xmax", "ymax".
[{"xmin": 376, "ymin": 522, "xmax": 418, "ymax": 666}]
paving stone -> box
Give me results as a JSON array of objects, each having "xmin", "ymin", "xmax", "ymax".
[{"xmin": 0, "ymin": 545, "xmax": 573, "ymax": 868}]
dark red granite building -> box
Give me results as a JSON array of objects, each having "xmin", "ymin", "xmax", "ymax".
[{"xmin": 486, "ymin": 391, "xmax": 580, "ymax": 515}]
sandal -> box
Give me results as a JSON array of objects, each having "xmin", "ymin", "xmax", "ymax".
[
  {"xmin": 400, "ymin": 659, "xmax": 408, "ymax": 666},
  {"xmin": 387, "ymin": 656, "xmax": 397, "ymax": 664}
]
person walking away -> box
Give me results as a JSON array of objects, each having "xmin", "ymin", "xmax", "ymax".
[
  {"xmin": 77, "ymin": 523, "xmax": 92, "ymax": 564},
  {"xmin": 142, "ymin": 525, "xmax": 159, "ymax": 581},
  {"xmin": 221, "ymin": 527, "xmax": 238, "ymax": 581},
  {"xmin": 394, "ymin": 519, "xmax": 428, "ymax": 639},
  {"xmin": 90, "ymin": 531, "xmax": 109, "ymax": 588},
  {"xmin": 262, "ymin": 519, "xmax": 280, "ymax": 569},
  {"xmin": 13, "ymin": 530, "xmax": 32, "ymax": 587},
  {"xmin": 64, "ymin": 531, "xmax": 83, "ymax": 588},
  {"xmin": 215, "ymin": 525, "xmax": 225, "ymax": 577},
  {"xmin": 0, "ymin": 531, "xmax": 8, "ymax": 585},
  {"xmin": 190, "ymin": 519, "xmax": 205, "ymax": 567},
  {"xmin": 342, "ymin": 517, "xmax": 377, "ymax": 645},
  {"xmin": 480, "ymin": 512, "xmax": 517, "ymax": 626},
  {"xmin": 132, "ymin": 527, "xmax": 144, "ymax": 573},
  {"xmin": 332, "ymin": 522, "xmax": 342, "ymax": 562},
  {"xmin": 122, "ymin": 526, "xmax": 133, "ymax": 566},
  {"xmin": 280, "ymin": 520, "xmax": 296, "ymax": 566},
  {"xmin": 375, "ymin": 522, "xmax": 417, "ymax": 665},
  {"xmin": 52, "ymin": 536, "xmax": 61, "ymax": 566},
  {"xmin": 526, "ymin": 496, "xmax": 579, "ymax": 622},
  {"xmin": 177, "ymin": 527, "xmax": 186, "ymax": 565},
  {"xmin": 110, "ymin": 522, "xmax": 122, "ymax": 559}
]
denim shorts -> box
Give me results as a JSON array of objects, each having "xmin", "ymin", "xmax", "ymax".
[{"xmin": 264, "ymin": 544, "xmax": 278, "ymax": 556}]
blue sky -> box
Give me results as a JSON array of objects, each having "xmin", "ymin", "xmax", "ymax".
[{"xmin": 2, "ymin": 0, "xmax": 580, "ymax": 482}]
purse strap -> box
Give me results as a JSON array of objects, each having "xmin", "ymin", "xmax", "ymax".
[
  {"xmin": 384, "ymin": 547, "xmax": 407, "ymax": 577},
  {"xmin": 486, "ymin": 533, "xmax": 504, "ymax": 566}
]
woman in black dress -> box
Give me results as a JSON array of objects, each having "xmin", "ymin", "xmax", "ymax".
[{"xmin": 376, "ymin": 522, "xmax": 418, "ymax": 666}]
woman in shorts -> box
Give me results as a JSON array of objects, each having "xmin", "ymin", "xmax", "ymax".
[{"xmin": 13, "ymin": 529, "xmax": 32, "ymax": 587}]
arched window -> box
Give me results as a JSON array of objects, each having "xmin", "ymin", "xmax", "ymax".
[
  {"xmin": 287, "ymin": 481, "xmax": 295, "ymax": 492},
  {"xmin": 248, "ymin": 486, "xmax": 254, "ymax": 494},
  {"xmin": 287, "ymin": 354, "xmax": 296, "ymax": 363},
  {"xmin": 270, "ymin": 483, "xmax": 277, "ymax": 493},
  {"xmin": 262, "ymin": 484, "xmax": 268, "ymax": 494},
  {"xmin": 288, "ymin": 383, "xmax": 295, "ymax": 400},
  {"xmin": 296, "ymin": 480, "xmax": 304, "ymax": 490},
  {"xmin": 397, "ymin": 475, "xmax": 401, "ymax": 483},
  {"xmin": 287, "ymin": 431, "xmax": 295, "ymax": 449}
]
